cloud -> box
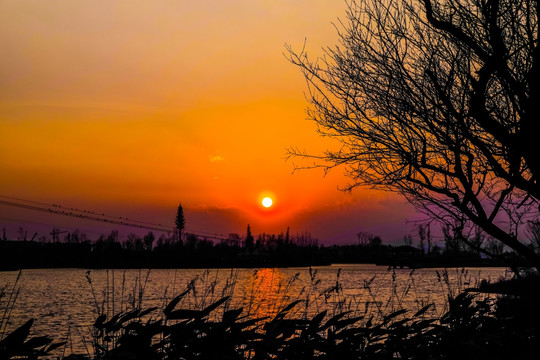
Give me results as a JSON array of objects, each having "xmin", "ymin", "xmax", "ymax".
[
  {"xmin": 209, "ymin": 155, "xmax": 225, "ymax": 162},
  {"xmin": 185, "ymin": 205, "xmax": 248, "ymax": 236},
  {"xmin": 289, "ymin": 197, "xmax": 416, "ymax": 245}
]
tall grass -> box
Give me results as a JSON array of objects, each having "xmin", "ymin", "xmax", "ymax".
[
  {"xmin": 74, "ymin": 267, "xmax": 535, "ymax": 360},
  {"xmin": 2, "ymin": 267, "xmax": 537, "ymax": 359},
  {"xmin": 0, "ymin": 270, "xmax": 65, "ymax": 359},
  {"xmin": 0, "ymin": 270, "xmax": 21, "ymax": 340}
]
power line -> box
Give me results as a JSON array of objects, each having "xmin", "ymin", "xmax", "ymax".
[
  {"xmin": 0, "ymin": 199, "xmax": 173, "ymax": 232},
  {"xmin": 0, "ymin": 195, "xmax": 233, "ymax": 241},
  {"xmin": 0, "ymin": 195, "xmax": 169, "ymax": 228}
]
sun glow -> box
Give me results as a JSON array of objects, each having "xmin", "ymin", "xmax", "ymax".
[{"xmin": 262, "ymin": 197, "xmax": 273, "ymax": 208}]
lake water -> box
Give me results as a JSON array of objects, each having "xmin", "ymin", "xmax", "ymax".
[{"xmin": 0, "ymin": 265, "xmax": 511, "ymax": 357}]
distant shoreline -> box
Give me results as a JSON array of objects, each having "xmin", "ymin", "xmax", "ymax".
[{"xmin": 0, "ymin": 238, "xmax": 520, "ymax": 272}]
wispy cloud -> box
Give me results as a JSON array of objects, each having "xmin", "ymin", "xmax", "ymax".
[{"xmin": 209, "ymin": 155, "xmax": 225, "ymax": 162}]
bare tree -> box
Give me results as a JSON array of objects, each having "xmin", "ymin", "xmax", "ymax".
[
  {"xmin": 442, "ymin": 224, "xmax": 462, "ymax": 254},
  {"xmin": 469, "ymin": 226, "xmax": 486, "ymax": 255},
  {"xmin": 144, "ymin": 232, "xmax": 155, "ymax": 251},
  {"xmin": 404, "ymin": 234, "xmax": 414, "ymax": 247},
  {"xmin": 357, "ymin": 231, "xmax": 375, "ymax": 245},
  {"xmin": 417, "ymin": 224, "xmax": 426, "ymax": 254},
  {"xmin": 287, "ymin": 0, "xmax": 540, "ymax": 269}
]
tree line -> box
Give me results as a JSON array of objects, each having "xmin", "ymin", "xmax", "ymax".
[{"xmin": 2, "ymin": 221, "xmax": 537, "ymax": 270}]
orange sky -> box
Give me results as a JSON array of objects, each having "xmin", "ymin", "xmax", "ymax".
[{"xmin": 0, "ymin": 0, "xmax": 417, "ymax": 244}]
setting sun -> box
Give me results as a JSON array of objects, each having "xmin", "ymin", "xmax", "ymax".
[
  {"xmin": 262, "ymin": 197, "xmax": 273, "ymax": 208},
  {"xmin": 0, "ymin": 0, "xmax": 414, "ymax": 247}
]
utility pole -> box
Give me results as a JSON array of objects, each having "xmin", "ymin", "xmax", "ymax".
[{"xmin": 51, "ymin": 229, "xmax": 69, "ymax": 242}]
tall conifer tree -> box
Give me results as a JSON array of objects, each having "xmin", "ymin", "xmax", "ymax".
[{"xmin": 175, "ymin": 203, "xmax": 185, "ymax": 242}]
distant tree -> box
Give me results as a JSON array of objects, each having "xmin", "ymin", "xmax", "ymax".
[
  {"xmin": 185, "ymin": 233, "xmax": 198, "ymax": 250},
  {"xmin": 426, "ymin": 225, "xmax": 432, "ymax": 254},
  {"xmin": 268, "ymin": 234, "xmax": 277, "ymax": 247},
  {"xmin": 357, "ymin": 231, "xmax": 374, "ymax": 246},
  {"xmin": 107, "ymin": 230, "xmax": 119, "ymax": 244},
  {"xmin": 245, "ymin": 224, "xmax": 254, "ymax": 250},
  {"xmin": 431, "ymin": 244, "xmax": 442, "ymax": 255},
  {"xmin": 134, "ymin": 237, "xmax": 144, "ymax": 252},
  {"xmin": 288, "ymin": 0, "xmax": 540, "ymax": 269},
  {"xmin": 468, "ymin": 226, "xmax": 486, "ymax": 256},
  {"xmin": 256, "ymin": 233, "xmax": 265, "ymax": 248},
  {"xmin": 70, "ymin": 230, "xmax": 81, "ymax": 244},
  {"xmin": 443, "ymin": 225, "xmax": 462, "ymax": 254},
  {"xmin": 17, "ymin": 227, "xmax": 27, "ymax": 241},
  {"xmin": 417, "ymin": 225, "xmax": 426, "ymax": 254},
  {"xmin": 125, "ymin": 233, "xmax": 138, "ymax": 251},
  {"xmin": 175, "ymin": 203, "xmax": 185, "ymax": 242},
  {"xmin": 143, "ymin": 232, "xmax": 155, "ymax": 251},
  {"xmin": 403, "ymin": 234, "xmax": 414, "ymax": 247},
  {"xmin": 485, "ymin": 237, "xmax": 505, "ymax": 257},
  {"xmin": 197, "ymin": 237, "xmax": 214, "ymax": 250},
  {"xmin": 296, "ymin": 232, "xmax": 317, "ymax": 247},
  {"xmin": 156, "ymin": 234, "xmax": 171, "ymax": 248},
  {"xmin": 226, "ymin": 233, "xmax": 241, "ymax": 247},
  {"xmin": 95, "ymin": 231, "xmax": 123, "ymax": 256},
  {"xmin": 369, "ymin": 236, "xmax": 382, "ymax": 248}
]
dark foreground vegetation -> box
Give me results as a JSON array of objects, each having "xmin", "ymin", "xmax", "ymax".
[
  {"xmin": 1, "ymin": 269, "xmax": 539, "ymax": 360},
  {"xmin": 1, "ymin": 224, "xmax": 534, "ymax": 270}
]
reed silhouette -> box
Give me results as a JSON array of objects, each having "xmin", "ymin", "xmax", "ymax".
[{"xmin": 2, "ymin": 267, "xmax": 539, "ymax": 359}]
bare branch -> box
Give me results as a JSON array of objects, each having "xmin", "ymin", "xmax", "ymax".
[{"xmin": 288, "ymin": 0, "xmax": 540, "ymax": 269}]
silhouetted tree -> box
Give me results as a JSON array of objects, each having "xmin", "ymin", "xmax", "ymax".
[
  {"xmin": 143, "ymin": 232, "xmax": 155, "ymax": 251},
  {"xmin": 468, "ymin": 226, "xmax": 486, "ymax": 256},
  {"xmin": 17, "ymin": 227, "xmax": 27, "ymax": 241},
  {"xmin": 256, "ymin": 234, "xmax": 265, "ymax": 248},
  {"xmin": 156, "ymin": 233, "xmax": 172, "ymax": 248},
  {"xmin": 226, "ymin": 233, "xmax": 241, "ymax": 247},
  {"xmin": 426, "ymin": 224, "xmax": 432, "ymax": 254},
  {"xmin": 185, "ymin": 233, "xmax": 198, "ymax": 250},
  {"xmin": 404, "ymin": 235, "xmax": 414, "ymax": 247},
  {"xmin": 357, "ymin": 231, "xmax": 374, "ymax": 246},
  {"xmin": 245, "ymin": 224, "xmax": 254, "ymax": 250},
  {"xmin": 288, "ymin": 0, "xmax": 540, "ymax": 269},
  {"xmin": 175, "ymin": 203, "xmax": 185, "ymax": 242},
  {"xmin": 107, "ymin": 230, "xmax": 119, "ymax": 244},
  {"xmin": 70, "ymin": 230, "xmax": 81, "ymax": 244},
  {"xmin": 443, "ymin": 225, "xmax": 462, "ymax": 254},
  {"xmin": 369, "ymin": 236, "xmax": 382, "ymax": 248},
  {"xmin": 486, "ymin": 237, "xmax": 505, "ymax": 257},
  {"xmin": 125, "ymin": 233, "xmax": 138, "ymax": 251},
  {"xmin": 417, "ymin": 225, "xmax": 426, "ymax": 254}
]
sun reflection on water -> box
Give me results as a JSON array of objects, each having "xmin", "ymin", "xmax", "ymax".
[{"xmin": 242, "ymin": 268, "xmax": 301, "ymax": 319}]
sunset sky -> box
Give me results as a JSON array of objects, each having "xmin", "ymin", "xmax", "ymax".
[{"xmin": 0, "ymin": 0, "xmax": 417, "ymax": 244}]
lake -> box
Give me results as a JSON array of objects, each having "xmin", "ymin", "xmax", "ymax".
[{"xmin": 0, "ymin": 265, "xmax": 511, "ymax": 357}]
